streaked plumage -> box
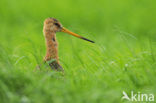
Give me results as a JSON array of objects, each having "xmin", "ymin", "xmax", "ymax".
[{"xmin": 42, "ymin": 18, "xmax": 94, "ymax": 71}]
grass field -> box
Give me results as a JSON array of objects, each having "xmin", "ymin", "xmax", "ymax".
[{"xmin": 0, "ymin": 0, "xmax": 156, "ymax": 103}]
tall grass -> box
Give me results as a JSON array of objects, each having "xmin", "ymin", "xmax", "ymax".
[{"xmin": 0, "ymin": 0, "xmax": 156, "ymax": 103}]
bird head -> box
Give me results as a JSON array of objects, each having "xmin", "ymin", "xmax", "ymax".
[
  {"xmin": 43, "ymin": 18, "xmax": 94, "ymax": 43},
  {"xmin": 43, "ymin": 18, "xmax": 62, "ymax": 33}
]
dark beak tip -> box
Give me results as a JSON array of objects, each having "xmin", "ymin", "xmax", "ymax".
[{"xmin": 81, "ymin": 37, "xmax": 95, "ymax": 43}]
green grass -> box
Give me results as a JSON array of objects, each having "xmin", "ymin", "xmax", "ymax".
[{"xmin": 0, "ymin": 0, "xmax": 156, "ymax": 103}]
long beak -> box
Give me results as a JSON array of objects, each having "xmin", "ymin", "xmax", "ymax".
[{"xmin": 61, "ymin": 27, "xmax": 95, "ymax": 43}]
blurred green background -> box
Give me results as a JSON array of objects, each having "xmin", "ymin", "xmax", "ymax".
[{"xmin": 0, "ymin": 0, "xmax": 156, "ymax": 103}]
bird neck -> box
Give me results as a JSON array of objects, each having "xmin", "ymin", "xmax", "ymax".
[{"xmin": 44, "ymin": 31, "xmax": 59, "ymax": 62}]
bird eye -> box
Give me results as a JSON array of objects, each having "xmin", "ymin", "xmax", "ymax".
[{"xmin": 54, "ymin": 23, "xmax": 60, "ymax": 27}]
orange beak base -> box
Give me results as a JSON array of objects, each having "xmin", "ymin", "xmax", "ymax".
[{"xmin": 61, "ymin": 27, "xmax": 95, "ymax": 43}]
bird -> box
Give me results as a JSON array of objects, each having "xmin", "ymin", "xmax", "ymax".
[{"xmin": 42, "ymin": 17, "xmax": 94, "ymax": 71}]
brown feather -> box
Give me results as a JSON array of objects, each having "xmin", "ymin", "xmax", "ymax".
[{"xmin": 43, "ymin": 18, "xmax": 64, "ymax": 71}]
